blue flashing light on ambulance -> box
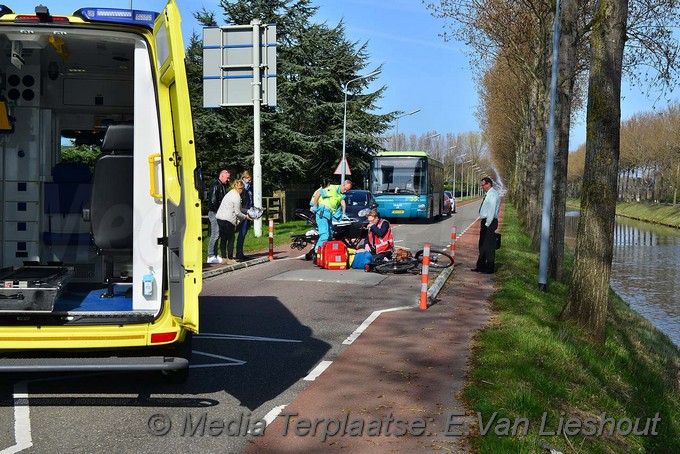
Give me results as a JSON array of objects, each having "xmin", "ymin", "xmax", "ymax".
[
  {"xmin": 0, "ymin": 1, "xmax": 202, "ymax": 382},
  {"xmin": 368, "ymin": 151, "xmax": 446, "ymax": 220}
]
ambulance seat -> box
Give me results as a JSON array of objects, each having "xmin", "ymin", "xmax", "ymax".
[{"xmin": 89, "ymin": 124, "xmax": 134, "ymax": 297}]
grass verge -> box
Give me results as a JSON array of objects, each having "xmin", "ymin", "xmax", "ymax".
[
  {"xmin": 567, "ymin": 199, "xmax": 680, "ymax": 229},
  {"xmin": 462, "ymin": 203, "xmax": 680, "ymax": 453}
]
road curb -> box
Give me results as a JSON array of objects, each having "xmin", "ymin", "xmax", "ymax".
[
  {"xmin": 426, "ymin": 264, "xmax": 454, "ymax": 306},
  {"xmin": 202, "ymin": 256, "xmax": 271, "ymax": 279}
]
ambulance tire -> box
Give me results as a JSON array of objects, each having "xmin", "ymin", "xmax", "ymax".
[{"xmin": 162, "ymin": 332, "xmax": 192, "ymax": 384}]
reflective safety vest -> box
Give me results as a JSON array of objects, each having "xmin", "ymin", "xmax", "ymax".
[
  {"xmin": 318, "ymin": 185, "xmax": 344, "ymax": 211},
  {"xmin": 367, "ymin": 219, "xmax": 394, "ymax": 254}
]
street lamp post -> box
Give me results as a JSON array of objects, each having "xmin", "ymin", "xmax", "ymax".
[
  {"xmin": 342, "ymin": 69, "xmax": 381, "ymax": 184},
  {"xmin": 395, "ymin": 109, "xmax": 420, "ymax": 149},
  {"xmin": 463, "ymin": 159, "xmax": 473, "ymax": 198},
  {"xmin": 425, "ymin": 133, "xmax": 440, "ymax": 157},
  {"xmin": 449, "ymin": 147, "xmax": 457, "ymax": 194},
  {"xmin": 449, "ymin": 147, "xmax": 466, "ymax": 196},
  {"xmin": 472, "ymin": 165, "xmax": 481, "ymax": 196}
]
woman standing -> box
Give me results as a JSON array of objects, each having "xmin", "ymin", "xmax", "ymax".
[
  {"xmin": 235, "ymin": 170, "xmax": 253, "ymax": 261},
  {"xmin": 216, "ymin": 180, "xmax": 252, "ymax": 265}
]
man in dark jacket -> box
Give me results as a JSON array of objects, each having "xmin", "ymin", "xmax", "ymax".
[
  {"xmin": 207, "ymin": 169, "xmax": 230, "ymax": 263},
  {"xmin": 472, "ymin": 177, "xmax": 501, "ymax": 273},
  {"xmin": 235, "ymin": 170, "xmax": 253, "ymax": 261}
]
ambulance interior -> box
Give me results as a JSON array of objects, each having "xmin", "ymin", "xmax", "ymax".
[{"xmin": 0, "ymin": 24, "xmax": 165, "ymax": 318}]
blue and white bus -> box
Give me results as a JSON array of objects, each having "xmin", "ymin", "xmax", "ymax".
[{"xmin": 369, "ymin": 151, "xmax": 445, "ymax": 220}]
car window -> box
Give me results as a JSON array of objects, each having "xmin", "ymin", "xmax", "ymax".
[{"xmin": 346, "ymin": 192, "xmax": 367, "ymax": 206}]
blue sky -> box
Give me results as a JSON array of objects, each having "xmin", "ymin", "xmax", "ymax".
[{"xmin": 41, "ymin": 1, "xmax": 678, "ymax": 150}]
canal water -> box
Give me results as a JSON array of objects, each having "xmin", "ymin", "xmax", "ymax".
[{"xmin": 565, "ymin": 212, "xmax": 680, "ymax": 347}]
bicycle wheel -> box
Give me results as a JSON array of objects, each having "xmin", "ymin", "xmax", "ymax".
[
  {"xmin": 374, "ymin": 258, "xmax": 419, "ymax": 274},
  {"xmin": 415, "ymin": 249, "xmax": 454, "ymax": 269}
]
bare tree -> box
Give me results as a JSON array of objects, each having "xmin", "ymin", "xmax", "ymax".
[{"xmin": 560, "ymin": 0, "xmax": 629, "ymax": 343}]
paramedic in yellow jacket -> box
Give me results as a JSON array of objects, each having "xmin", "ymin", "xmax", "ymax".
[{"xmin": 311, "ymin": 179, "xmax": 352, "ymax": 255}]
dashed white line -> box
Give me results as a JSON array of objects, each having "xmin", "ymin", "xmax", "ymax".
[
  {"xmin": 303, "ymin": 360, "xmax": 333, "ymax": 381},
  {"xmin": 262, "ymin": 404, "xmax": 288, "ymax": 427}
]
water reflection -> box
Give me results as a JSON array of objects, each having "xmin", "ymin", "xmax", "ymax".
[{"xmin": 565, "ymin": 213, "xmax": 680, "ymax": 347}]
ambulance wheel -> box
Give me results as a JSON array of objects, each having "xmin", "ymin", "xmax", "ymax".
[
  {"xmin": 162, "ymin": 332, "xmax": 192, "ymax": 384},
  {"xmin": 163, "ymin": 366, "xmax": 189, "ymax": 384}
]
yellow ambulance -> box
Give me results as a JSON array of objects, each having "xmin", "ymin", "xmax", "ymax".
[{"xmin": 0, "ymin": 1, "xmax": 201, "ymax": 382}]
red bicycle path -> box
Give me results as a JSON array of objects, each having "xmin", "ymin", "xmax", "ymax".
[{"xmin": 230, "ymin": 199, "xmax": 504, "ymax": 453}]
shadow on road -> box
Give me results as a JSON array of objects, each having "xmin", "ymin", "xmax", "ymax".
[{"xmin": 0, "ymin": 295, "xmax": 330, "ymax": 413}]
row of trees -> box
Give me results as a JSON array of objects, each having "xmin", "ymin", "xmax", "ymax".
[
  {"xmin": 568, "ymin": 103, "xmax": 680, "ymax": 204},
  {"xmin": 427, "ymin": 0, "xmax": 679, "ymax": 341}
]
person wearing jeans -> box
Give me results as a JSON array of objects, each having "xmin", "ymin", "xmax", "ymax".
[
  {"xmin": 216, "ymin": 179, "xmax": 252, "ymax": 265},
  {"xmin": 235, "ymin": 171, "xmax": 253, "ymax": 261},
  {"xmin": 207, "ymin": 169, "xmax": 230, "ymax": 264}
]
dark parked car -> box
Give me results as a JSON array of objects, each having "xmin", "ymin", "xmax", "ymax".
[
  {"xmin": 344, "ymin": 190, "xmax": 379, "ymax": 221},
  {"xmin": 444, "ymin": 191, "xmax": 456, "ymax": 216}
]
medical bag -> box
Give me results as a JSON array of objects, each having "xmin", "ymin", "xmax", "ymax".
[{"xmin": 319, "ymin": 241, "xmax": 347, "ymax": 270}]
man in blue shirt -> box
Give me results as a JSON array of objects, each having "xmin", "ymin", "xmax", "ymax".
[{"xmin": 472, "ymin": 177, "xmax": 501, "ymax": 274}]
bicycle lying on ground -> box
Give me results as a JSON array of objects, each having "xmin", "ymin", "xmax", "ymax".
[{"xmin": 367, "ymin": 247, "xmax": 454, "ymax": 274}]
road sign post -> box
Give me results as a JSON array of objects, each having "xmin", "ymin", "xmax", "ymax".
[{"xmin": 203, "ymin": 23, "xmax": 277, "ymax": 237}]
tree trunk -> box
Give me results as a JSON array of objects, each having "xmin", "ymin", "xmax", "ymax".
[
  {"xmin": 528, "ymin": 80, "xmax": 548, "ymax": 250},
  {"xmin": 560, "ymin": 0, "xmax": 628, "ymax": 343},
  {"xmin": 549, "ymin": 0, "xmax": 579, "ymax": 282}
]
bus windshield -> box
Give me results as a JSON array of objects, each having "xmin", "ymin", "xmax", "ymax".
[{"xmin": 371, "ymin": 156, "xmax": 426, "ymax": 195}]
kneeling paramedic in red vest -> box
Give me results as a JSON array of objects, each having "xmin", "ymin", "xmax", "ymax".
[{"xmin": 364, "ymin": 209, "xmax": 394, "ymax": 261}]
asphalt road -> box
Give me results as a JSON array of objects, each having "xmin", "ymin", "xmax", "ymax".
[{"xmin": 0, "ymin": 200, "xmax": 482, "ymax": 453}]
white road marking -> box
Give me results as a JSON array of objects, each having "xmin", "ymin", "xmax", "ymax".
[
  {"xmin": 1, "ymin": 382, "xmax": 31, "ymax": 454},
  {"xmin": 197, "ymin": 333, "xmax": 301, "ymax": 343},
  {"xmin": 2, "ymin": 373, "xmax": 100, "ymax": 454},
  {"xmin": 342, "ymin": 305, "xmax": 416, "ymax": 345},
  {"xmin": 263, "ymin": 404, "xmax": 287, "ymax": 425},
  {"xmin": 189, "ymin": 350, "xmax": 246, "ymax": 368},
  {"xmin": 303, "ymin": 360, "xmax": 333, "ymax": 381},
  {"xmin": 248, "ymin": 403, "xmax": 288, "ymax": 434}
]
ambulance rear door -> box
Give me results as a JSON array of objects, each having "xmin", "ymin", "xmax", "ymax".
[{"xmin": 153, "ymin": 0, "xmax": 202, "ymax": 332}]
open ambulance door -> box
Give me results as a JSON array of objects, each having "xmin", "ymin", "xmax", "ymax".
[{"xmin": 153, "ymin": 0, "xmax": 202, "ymax": 333}]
